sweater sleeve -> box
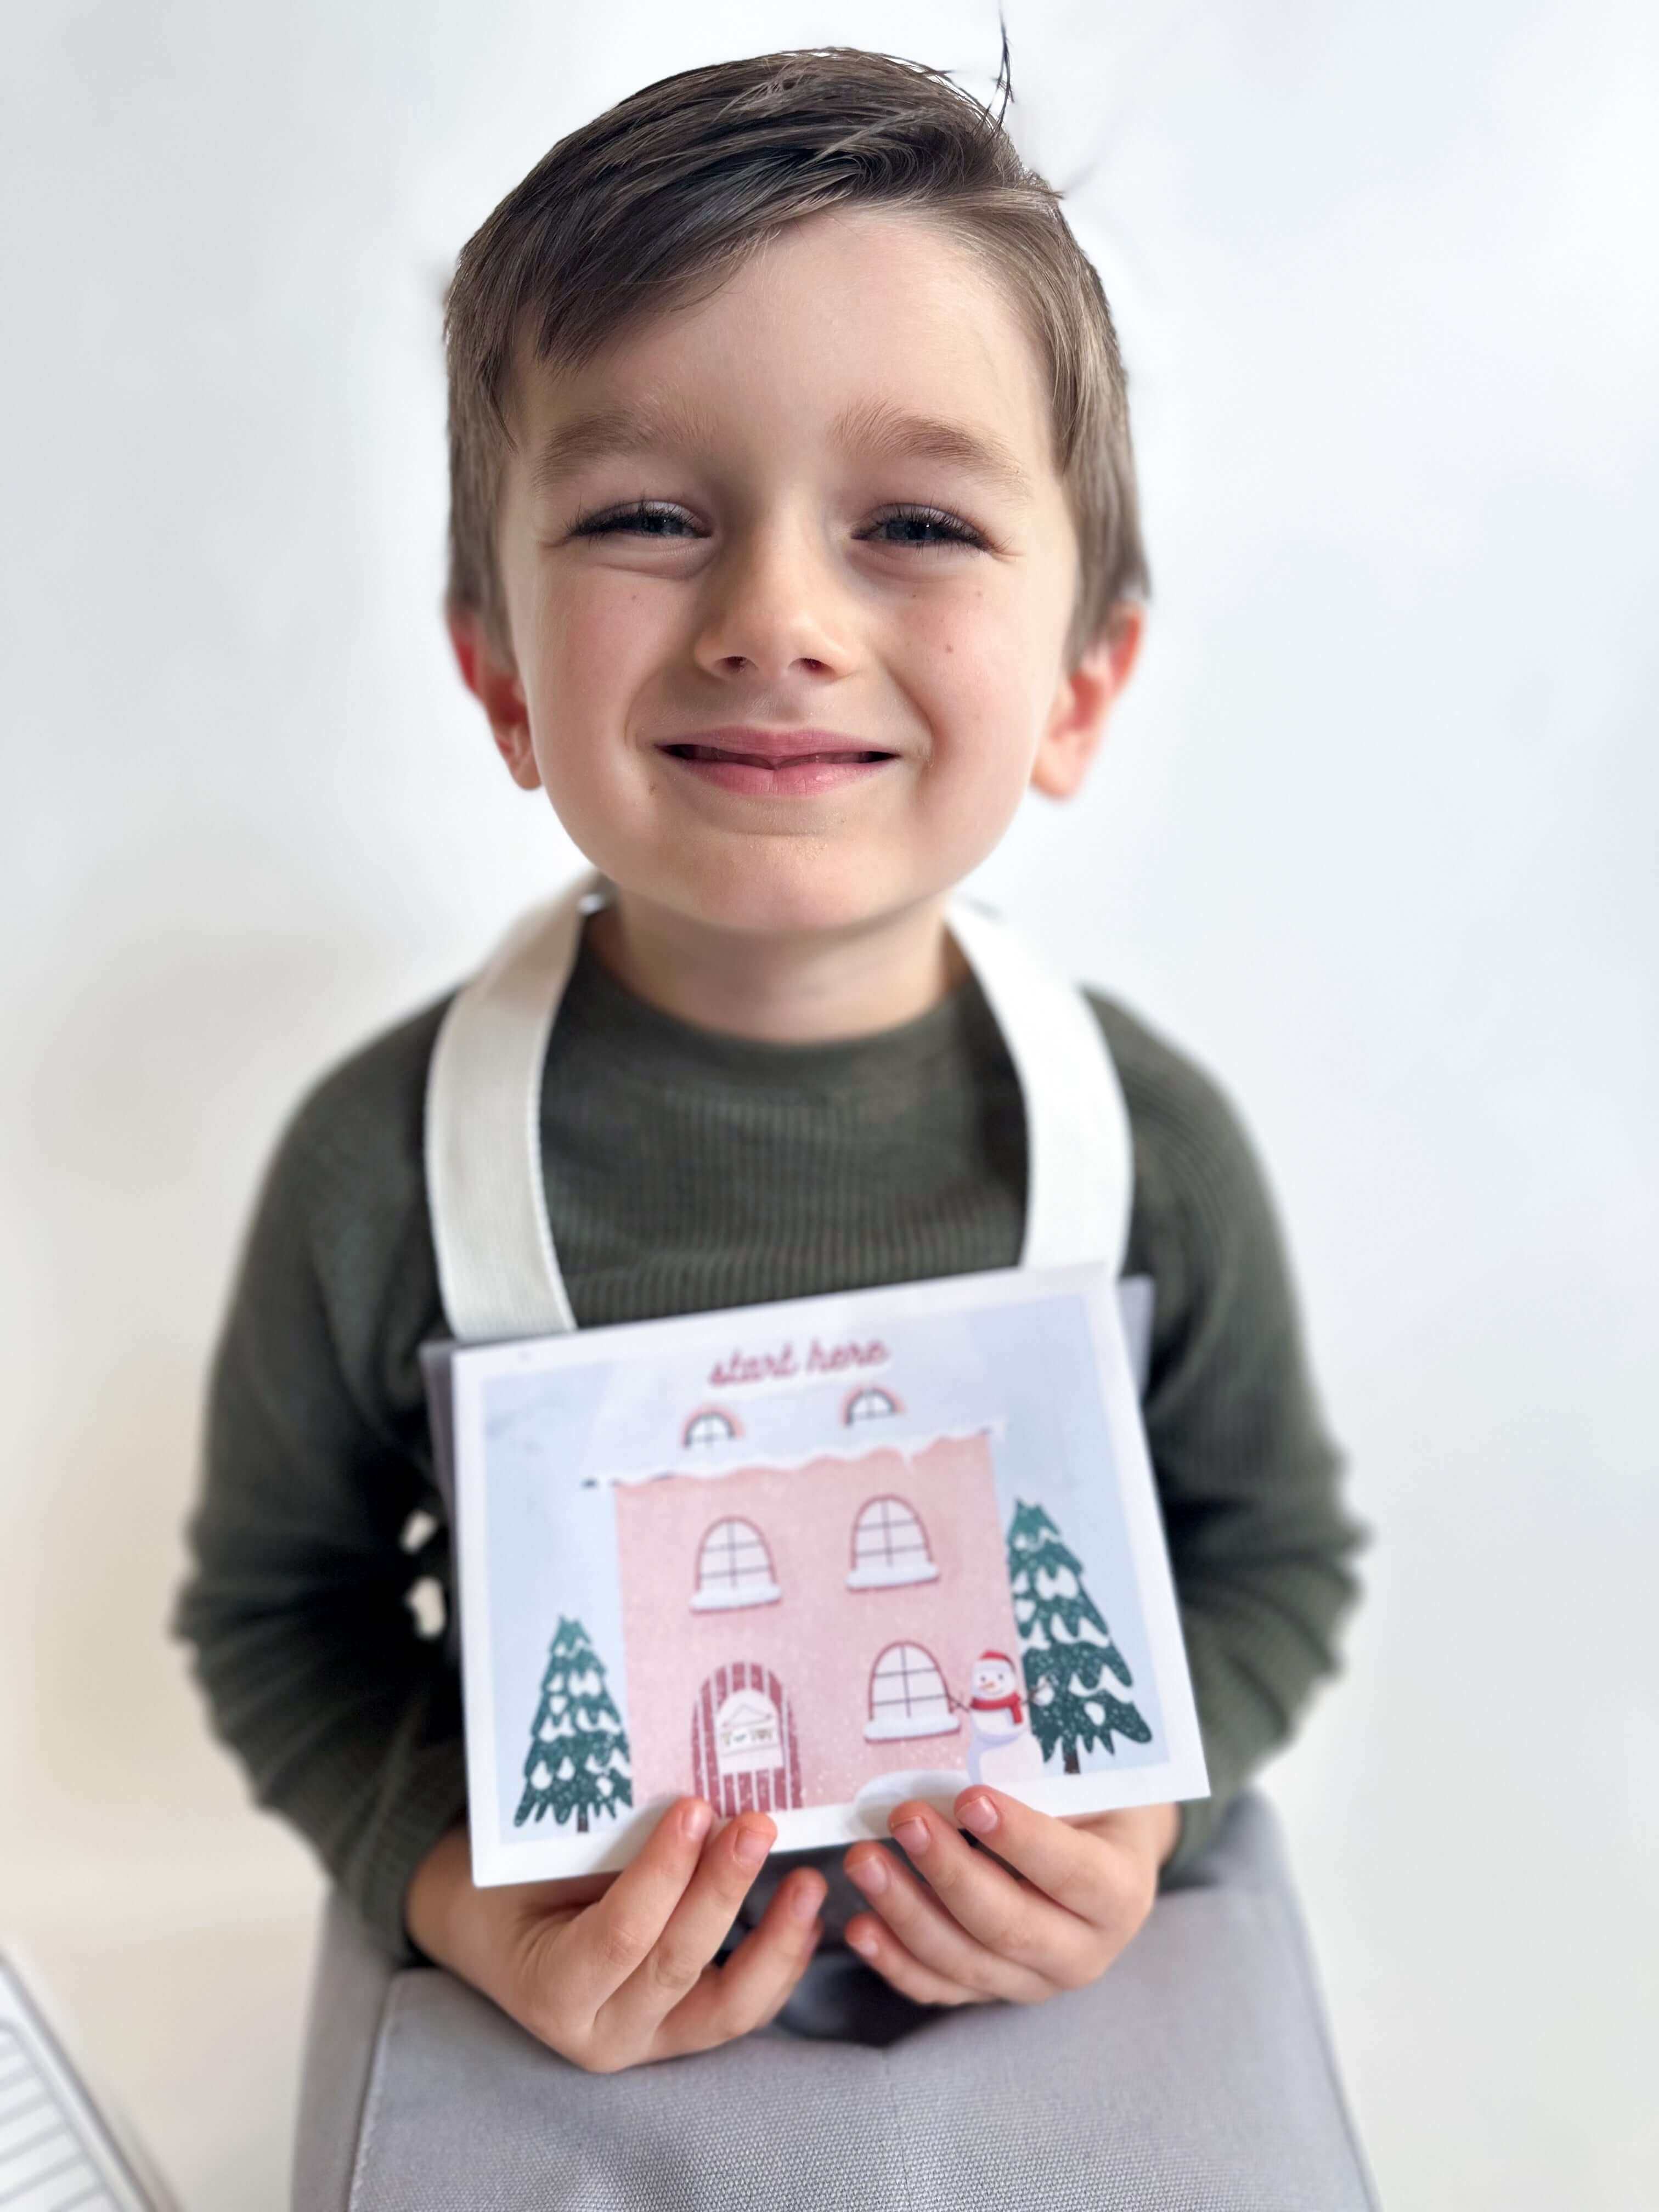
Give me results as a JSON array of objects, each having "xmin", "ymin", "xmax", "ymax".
[
  {"xmin": 172, "ymin": 1012, "xmax": 468, "ymax": 1960},
  {"xmin": 1093, "ymin": 1000, "xmax": 1367, "ymax": 1876}
]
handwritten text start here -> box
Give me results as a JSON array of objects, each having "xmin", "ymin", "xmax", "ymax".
[{"xmin": 707, "ymin": 1338, "xmax": 889, "ymax": 1390}]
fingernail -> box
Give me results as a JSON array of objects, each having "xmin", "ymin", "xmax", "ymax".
[
  {"xmin": 958, "ymin": 1793, "xmax": 998, "ymax": 1836},
  {"xmin": 847, "ymin": 1852, "xmax": 889, "ymax": 1897},
  {"xmin": 681, "ymin": 1800, "xmax": 712, "ymax": 1845},
  {"xmin": 892, "ymin": 1817, "xmax": 929, "ymax": 1857},
  {"xmin": 789, "ymin": 1878, "xmax": 824, "ymax": 1923},
  {"xmin": 848, "ymin": 1927, "xmax": 878, "ymax": 1960},
  {"xmin": 732, "ymin": 1822, "xmax": 770, "ymax": 1870}
]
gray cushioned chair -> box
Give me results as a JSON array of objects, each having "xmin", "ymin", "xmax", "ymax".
[{"xmin": 292, "ymin": 1790, "xmax": 1377, "ymax": 2212}]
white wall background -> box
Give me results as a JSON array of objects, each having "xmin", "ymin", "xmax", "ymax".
[{"xmin": 4, "ymin": 2, "xmax": 1655, "ymax": 2205}]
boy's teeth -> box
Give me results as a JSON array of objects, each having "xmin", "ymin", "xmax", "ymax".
[{"xmin": 680, "ymin": 746, "xmax": 883, "ymax": 766}]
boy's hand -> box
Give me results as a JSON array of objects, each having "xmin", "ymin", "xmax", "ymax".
[
  {"xmin": 406, "ymin": 1797, "xmax": 826, "ymax": 2071},
  {"xmin": 841, "ymin": 1791, "xmax": 1178, "ymax": 2007}
]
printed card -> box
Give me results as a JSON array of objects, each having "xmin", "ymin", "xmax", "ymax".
[{"xmin": 449, "ymin": 1261, "xmax": 1207, "ymax": 1884}]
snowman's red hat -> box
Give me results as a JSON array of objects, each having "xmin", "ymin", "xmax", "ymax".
[{"xmin": 977, "ymin": 1650, "xmax": 1016, "ymax": 1669}]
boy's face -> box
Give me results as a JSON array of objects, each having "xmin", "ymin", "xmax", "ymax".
[{"xmin": 458, "ymin": 208, "xmax": 1139, "ymax": 944}]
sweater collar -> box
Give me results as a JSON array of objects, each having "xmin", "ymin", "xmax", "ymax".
[{"xmin": 552, "ymin": 922, "xmax": 1001, "ymax": 1102}]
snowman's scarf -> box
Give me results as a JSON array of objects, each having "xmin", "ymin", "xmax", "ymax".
[{"xmin": 969, "ymin": 1688, "xmax": 1024, "ymax": 1727}]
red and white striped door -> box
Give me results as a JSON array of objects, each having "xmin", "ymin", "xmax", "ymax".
[{"xmin": 690, "ymin": 1660, "xmax": 802, "ymax": 1815}]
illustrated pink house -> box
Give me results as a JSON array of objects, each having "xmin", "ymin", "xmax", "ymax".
[{"xmin": 612, "ymin": 1384, "xmax": 1020, "ymax": 1815}]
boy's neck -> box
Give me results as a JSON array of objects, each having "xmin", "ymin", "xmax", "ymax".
[{"xmin": 585, "ymin": 892, "xmax": 968, "ymax": 1044}]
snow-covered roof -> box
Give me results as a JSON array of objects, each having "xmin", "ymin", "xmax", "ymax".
[
  {"xmin": 590, "ymin": 1420, "xmax": 1003, "ymax": 1491},
  {"xmin": 577, "ymin": 1305, "xmax": 1003, "ymax": 1488}
]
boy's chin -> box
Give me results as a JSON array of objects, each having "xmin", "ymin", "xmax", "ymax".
[{"xmin": 616, "ymin": 861, "xmax": 941, "ymax": 946}]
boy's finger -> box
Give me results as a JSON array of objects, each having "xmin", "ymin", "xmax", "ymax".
[
  {"xmin": 843, "ymin": 1912, "xmax": 984, "ymax": 2009},
  {"xmin": 559, "ymin": 1797, "xmax": 721, "ymax": 2016},
  {"xmin": 596, "ymin": 1812, "xmax": 778, "ymax": 2039},
  {"xmin": 946, "ymin": 1790, "xmax": 1150, "ymax": 1938},
  {"xmin": 662, "ymin": 1866, "xmax": 828, "ymax": 2056},
  {"xmin": 870, "ymin": 1806, "xmax": 1085, "ymax": 1981},
  {"xmin": 843, "ymin": 1839, "xmax": 1052, "ymax": 2003}
]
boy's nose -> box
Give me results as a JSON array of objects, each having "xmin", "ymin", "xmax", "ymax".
[{"xmin": 692, "ymin": 528, "xmax": 851, "ymax": 684}]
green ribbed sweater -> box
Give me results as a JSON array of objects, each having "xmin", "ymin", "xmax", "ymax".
[{"xmin": 174, "ymin": 932, "xmax": 1363, "ymax": 1960}]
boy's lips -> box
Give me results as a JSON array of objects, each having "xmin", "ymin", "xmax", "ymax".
[{"xmin": 656, "ymin": 726, "xmax": 897, "ymax": 797}]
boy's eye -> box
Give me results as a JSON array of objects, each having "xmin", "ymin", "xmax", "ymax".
[
  {"xmin": 861, "ymin": 505, "xmax": 986, "ymax": 551},
  {"xmin": 570, "ymin": 500, "xmax": 698, "ymax": 539}
]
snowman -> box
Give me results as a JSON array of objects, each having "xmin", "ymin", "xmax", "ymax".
[{"xmin": 963, "ymin": 1650, "xmax": 1044, "ymax": 1788}]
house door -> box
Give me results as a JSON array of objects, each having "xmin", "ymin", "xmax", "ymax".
[{"xmin": 690, "ymin": 1661, "xmax": 802, "ymax": 1816}]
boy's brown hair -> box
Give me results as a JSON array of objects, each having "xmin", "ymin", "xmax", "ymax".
[{"xmin": 444, "ymin": 46, "xmax": 1148, "ymax": 671}]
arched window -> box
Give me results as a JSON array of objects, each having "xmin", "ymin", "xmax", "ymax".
[
  {"xmin": 691, "ymin": 1518, "xmax": 781, "ymax": 1611},
  {"xmin": 847, "ymin": 1496, "xmax": 939, "ymax": 1590},
  {"xmin": 844, "ymin": 1384, "xmax": 900, "ymax": 1426},
  {"xmin": 864, "ymin": 1642, "xmax": 959, "ymax": 1742},
  {"xmin": 682, "ymin": 1407, "xmax": 740, "ymax": 1449}
]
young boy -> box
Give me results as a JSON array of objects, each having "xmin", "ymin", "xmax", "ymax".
[{"xmin": 177, "ymin": 47, "xmax": 1362, "ymax": 2087}]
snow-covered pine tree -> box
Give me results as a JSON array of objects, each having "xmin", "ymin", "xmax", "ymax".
[
  {"xmin": 514, "ymin": 1615, "xmax": 634, "ymax": 1832},
  {"xmin": 1006, "ymin": 1500, "xmax": 1153, "ymax": 1772}
]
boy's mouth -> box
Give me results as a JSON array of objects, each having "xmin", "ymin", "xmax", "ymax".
[{"xmin": 656, "ymin": 727, "xmax": 897, "ymax": 797}]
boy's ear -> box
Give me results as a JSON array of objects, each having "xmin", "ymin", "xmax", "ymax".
[
  {"xmin": 1029, "ymin": 604, "xmax": 1146, "ymax": 801},
  {"xmin": 447, "ymin": 606, "xmax": 541, "ymax": 791}
]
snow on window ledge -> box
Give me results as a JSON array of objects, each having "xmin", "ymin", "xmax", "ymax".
[
  {"xmin": 845, "ymin": 1560, "xmax": 940, "ymax": 1592},
  {"xmin": 863, "ymin": 1711, "xmax": 961, "ymax": 1742},
  {"xmin": 690, "ymin": 1581, "xmax": 782, "ymax": 1612}
]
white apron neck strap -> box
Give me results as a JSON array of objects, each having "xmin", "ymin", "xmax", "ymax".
[
  {"xmin": 944, "ymin": 898, "xmax": 1132, "ymax": 1276},
  {"xmin": 424, "ymin": 871, "xmax": 606, "ymax": 1342},
  {"xmin": 426, "ymin": 878, "xmax": 1133, "ymax": 1344}
]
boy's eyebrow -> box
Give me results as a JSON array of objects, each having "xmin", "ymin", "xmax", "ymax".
[
  {"xmin": 529, "ymin": 398, "xmax": 718, "ymax": 491},
  {"xmin": 834, "ymin": 397, "xmax": 1034, "ymax": 500},
  {"xmin": 528, "ymin": 395, "xmax": 1034, "ymax": 500}
]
